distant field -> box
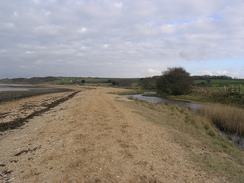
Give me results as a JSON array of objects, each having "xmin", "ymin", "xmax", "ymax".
[
  {"xmin": 193, "ymin": 79, "xmax": 244, "ymax": 95},
  {"xmin": 194, "ymin": 79, "xmax": 244, "ymax": 85}
]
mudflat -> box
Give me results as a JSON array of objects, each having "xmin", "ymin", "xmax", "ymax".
[
  {"xmin": 0, "ymin": 87, "xmax": 227, "ymax": 182},
  {"xmin": 0, "ymin": 85, "xmax": 72, "ymax": 103}
]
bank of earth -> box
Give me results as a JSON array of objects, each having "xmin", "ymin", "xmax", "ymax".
[{"xmin": 0, "ymin": 86, "xmax": 243, "ymax": 182}]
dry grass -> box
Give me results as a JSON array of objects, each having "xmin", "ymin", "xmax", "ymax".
[
  {"xmin": 198, "ymin": 104, "xmax": 244, "ymax": 137},
  {"xmin": 119, "ymin": 99, "xmax": 244, "ymax": 183}
]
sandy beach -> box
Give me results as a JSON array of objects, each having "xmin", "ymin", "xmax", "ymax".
[{"xmin": 0, "ymin": 87, "xmax": 227, "ymax": 182}]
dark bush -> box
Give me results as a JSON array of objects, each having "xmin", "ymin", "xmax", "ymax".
[{"xmin": 156, "ymin": 67, "xmax": 193, "ymax": 95}]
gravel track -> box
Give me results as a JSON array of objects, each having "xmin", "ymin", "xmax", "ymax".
[{"xmin": 0, "ymin": 87, "xmax": 226, "ymax": 182}]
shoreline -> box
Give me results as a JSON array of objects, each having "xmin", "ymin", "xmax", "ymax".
[
  {"xmin": 0, "ymin": 91, "xmax": 80, "ymax": 132},
  {"xmin": 0, "ymin": 86, "xmax": 73, "ymax": 103},
  {"xmin": 0, "ymin": 85, "xmax": 89, "ymax": 134}
]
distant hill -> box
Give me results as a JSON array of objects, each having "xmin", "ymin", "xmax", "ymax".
[
  {"xmin": 0, "ymin": 77, "xmax": 58, "ymax": 84},
  {"xmin": 0, "ymin": 77, "xmax": 141, "ymax": 87}
]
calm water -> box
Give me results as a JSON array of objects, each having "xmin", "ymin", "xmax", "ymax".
[
  {"xmin": 0, "ymin": 84, "xmax": 32, "ymax": 92},
  {"xmin": 0, "ymin": 84, "xmax": 65, "ymax": 93},
  {"xmin": 0, "ymin": 88, "xmax": 30, "ymax": 92},
  {"xmin": 123, "ymin": 92, "xmax": 201, "ymax": 111},
  {"xmin": 219, "ymin": 132, "xmax": 244, "ymax": 150}
]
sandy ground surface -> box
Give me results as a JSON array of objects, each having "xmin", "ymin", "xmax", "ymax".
[{"xmin": 0, "ymin": 87, "xmax": 226, "ymax": 182}]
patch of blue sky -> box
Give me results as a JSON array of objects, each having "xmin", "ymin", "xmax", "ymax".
[
  {"xmin": 190, "ymin": 58, "xmax": 242, "ymax": 68},
  {"xmin": 146, "ymin": 18, "xmax": 197, "ymax": 26},
  {"xmin": 208, "ymin": 14, "xmax": 222, "ymax": 21},
  {"xmin": 145, "ymin": 19, "xmax": 156, "ymax": 26},
  {"xmin": 186, "ymin": 58, "xmax": 244, "ymax": 77},
  {"xmin": 167, "ymin": 18, "xmax": 197, "ymax": 25},
  {"xmin": 167, "ymin": 14, "xmax": 222, "ymax": 26}
]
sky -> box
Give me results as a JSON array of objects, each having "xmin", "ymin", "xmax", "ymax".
[{"xmin": 0, "ymin": 0, "xmax": 244, "ymax": 79}]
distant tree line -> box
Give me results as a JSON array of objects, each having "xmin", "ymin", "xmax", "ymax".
[
  {"xmin": 192, "ymin": 75, "xmax": 233, "ymax": 80},
  {"xmin": 109, "ymin": 79, "xmax": 136, "ymax": 87},
  {"xmin": 0, "ymin": 76, "xmax": 57, "ymax": 84}
]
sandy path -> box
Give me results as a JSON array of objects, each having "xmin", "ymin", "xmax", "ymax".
[{"xmin": 0, "ymin": 87, "xmax": 224, "ymax": 182}]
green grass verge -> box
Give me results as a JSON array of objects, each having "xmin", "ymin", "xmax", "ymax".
[{"xmin": 168, "ymin": 87, "xmax": 244, "ymax": 108}]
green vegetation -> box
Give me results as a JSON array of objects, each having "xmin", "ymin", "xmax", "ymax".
[
  {"xmin": 193, "ymin": 76, "xmax": 244, "ymax": 95},
  {"xmin": 194, "ymin": 78, "xmax": 244, "ymax": 86},
  {"xmin": 138, "ymin": 73, "xmax": 244, "ymax": 149},
  {"xmin": 156, "ymin": 67, "xmax": 193, "ymax": 95},
  {"xmin": 120, "ymin": 99, "xmax": 244, "ymax": 183},
  {"xmin": 169, "ymin": 88, "xmax": 244, "ymax": 108},
  {"xmin": 55, "ymin": 77, "xmax": 111, "ymax": 85}
]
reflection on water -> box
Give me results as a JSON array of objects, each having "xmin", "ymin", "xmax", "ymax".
[
  {"xmin": 123, "ymin": 93, "xmax": 201, "ymax": 111},
  {"xmin": 0, "ymin": 83, "xmax": 33, "ymax": 92},
  {"xmin": 0, "ymin": 83, "xmax": 34, "ymax": 86},
  {"xmin": 0, "ymin": 88, "xmax": 30, "ymax": 92},
  {"xmin": 219, "ymin": 131, "xmax": 244, "ymax": 150},
  {"xmin": 0, "ymin": 83, "xmax": 66, "ymax": 93}
]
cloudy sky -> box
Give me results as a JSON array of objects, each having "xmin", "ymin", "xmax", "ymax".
[{"xmin": 0, "ymin": 0, "xmax": 243, "ymax": 79}]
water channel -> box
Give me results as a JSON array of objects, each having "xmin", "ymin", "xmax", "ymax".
[
  {"xmin": 123, "ymin": 92, "xmax": 244, "ymax": 150},
  {"xmin": 0, "ymin": 83, "xmax": 73, "ymax": 103},
  {"xmin": 0, "ymin": 84, "xmax": 69, "ymax": 93},
  {"xmin": 123, "ymin": 91, "xmax": 201, "ymax": 111}
]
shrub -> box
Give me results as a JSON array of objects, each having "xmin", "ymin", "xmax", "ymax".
[{"xmin": 156, "ymin": 67, "xmax": 193, "ymax": 95}]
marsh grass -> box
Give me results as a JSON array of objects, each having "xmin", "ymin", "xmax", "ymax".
[{"xmin": 198, "ymin": 104, "xmax": 244, "ymax": 137}]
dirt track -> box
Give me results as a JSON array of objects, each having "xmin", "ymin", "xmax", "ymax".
[{"xmin": 0, "ymin": 87, "xmax": 226, "ymax": 182}]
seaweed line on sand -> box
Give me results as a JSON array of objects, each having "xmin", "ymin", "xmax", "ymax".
[{"xmin": 0, "ymin": 91, "xmax": 80, "ymax": 132}]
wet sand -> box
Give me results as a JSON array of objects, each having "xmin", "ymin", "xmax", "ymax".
[{"xmin": 0, "ymin": 85, "xmax": 73, "ymax": 103}]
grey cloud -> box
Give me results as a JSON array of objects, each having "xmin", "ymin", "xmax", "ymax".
[{"xmin": 0, "ymin": 0, "xmax": 243, "ymax": 78}]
